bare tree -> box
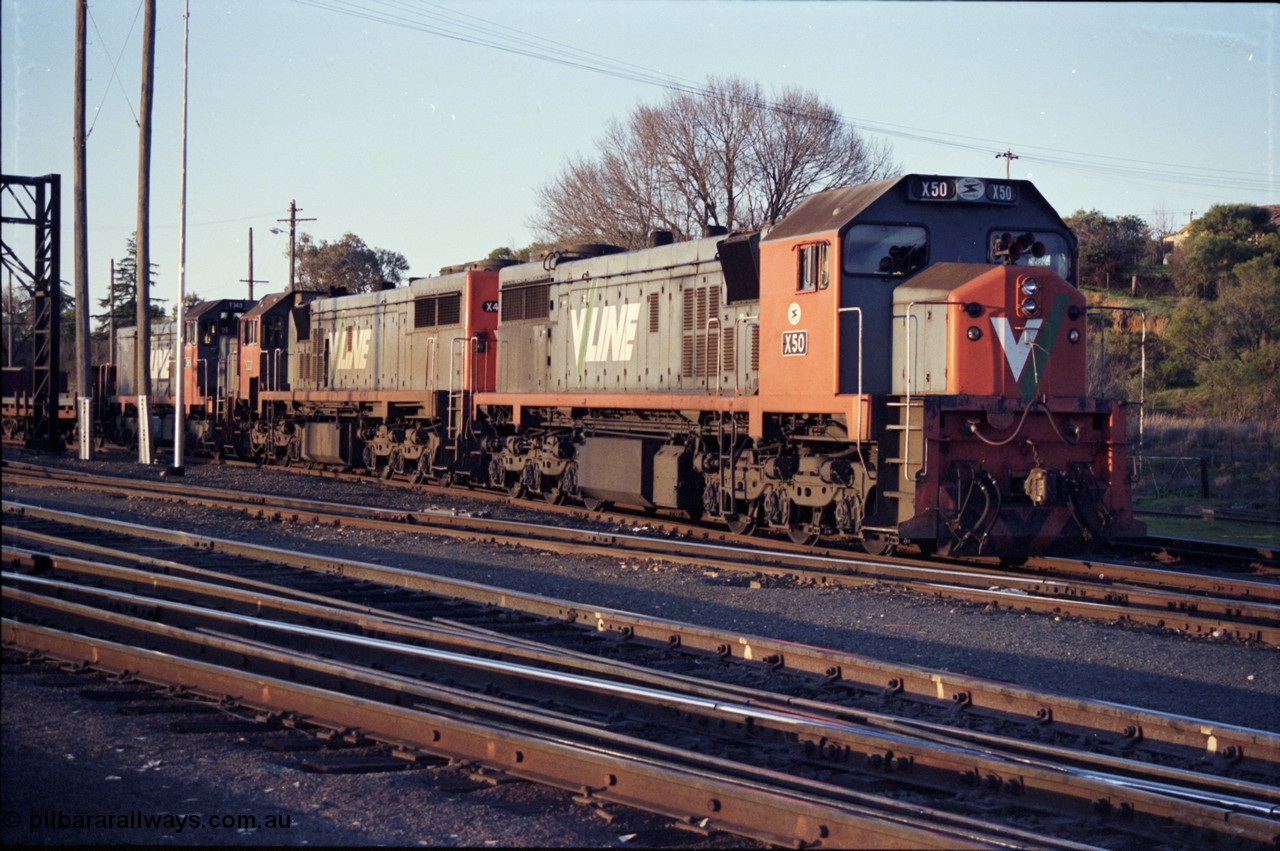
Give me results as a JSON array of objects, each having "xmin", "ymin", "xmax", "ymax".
[{"xmin": 531, "ymin": 76, "xmax": 897, "ymax": 248}]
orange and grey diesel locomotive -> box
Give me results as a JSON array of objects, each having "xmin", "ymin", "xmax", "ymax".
[
  {"xmin": 105, "ymin": 173, "xmax": 1143, "ymax": 559},
  {"xmin": 473, "ymin": 173, "xmax": 1143, "ymax": 558}
]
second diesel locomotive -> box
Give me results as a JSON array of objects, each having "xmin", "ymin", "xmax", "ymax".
[{"xmin": 103, "ymin": 173, "xmax": 1146, "ymax": 559}]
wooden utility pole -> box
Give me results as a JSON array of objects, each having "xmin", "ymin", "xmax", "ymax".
[
  {"xmin": 241, "ymin": 228, "xmax": 267, "ymax": 300},
  {"xmin": 995, "ymin": 148, "xmax": 1019, "ymax": 179},
  {"xmin": 136, "ymin": 0, "xmax": 156, "ymax": 462},
  {"xmin": 277, "ymin": 201, "xmax": 315, "ymax": 291},
  {"xmin": 73, "ymin": 0, "xmax": 92, "ymax": 431}
]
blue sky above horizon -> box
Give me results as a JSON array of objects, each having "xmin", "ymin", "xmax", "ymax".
[{"xmin": 3, "ymin": 0, "xmax": 1276, "ymax": 306}]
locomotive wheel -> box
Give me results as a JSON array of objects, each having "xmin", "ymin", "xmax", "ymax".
[
  {"xmin": 725, "ymin": 498, "xmax": 759, "ymax": 536},
  {"xmin": 583, "ymin": 497, "xmax": 612, "ymax": 513},
  {"xmin": 788, "ymin": 524, "xmax": 819, "ymax": 546},
  {"xmin": 861, "ymin": 535, "xmax": 896, "ymax": 557},
  {"xmin": 787, "ymin": 506, "xmax": 819, "ymax": 546},
  {"xmin": 546, "ymin": 475, "xmax": 570, "ymax": 505},
  {"xmin": 505, "ymin": 467, "xmax": 528, "ymax": 498},
  {"xmin": 382, "ymin": 449, "xmax": 402, "ymax": 480}
]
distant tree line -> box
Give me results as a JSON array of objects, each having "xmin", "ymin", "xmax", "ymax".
[{"xmin": 1068, "ymin": 205, "xmax": 1280, "ymax": 421}]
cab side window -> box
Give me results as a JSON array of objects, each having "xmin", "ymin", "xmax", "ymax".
[
  {"xmin": 797, "ymin": 242, "xmax": 829, "ymax": 292},
  {"xmin": 842, "ymin": 225, "xmax": 927, "ymax": 277}
]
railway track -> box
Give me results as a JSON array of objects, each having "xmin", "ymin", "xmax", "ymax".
[
  {"xmin": 3, "ymin": 509, "xmax": 1278, "ymax": 848},
  {"xmin": 4, "ymin": 460, "xmax": 1279, "ymax": 647},
  {"xmin": 211, "ymin": 453, "xmax": 1280, "ymax": 575}
]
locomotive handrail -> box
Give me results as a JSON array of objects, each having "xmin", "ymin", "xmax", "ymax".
[
  {"xmin": 447, "ymin": 336, "xmax": 479, "ymax": 441},
  {"xmin": 426, "ymin": 336, "xmax": 438, "ymax": 396},
  {"xmin": 836, "ymin": 306, "xmax": 863, "ymax": 449},
  {"xmin": 1087, "ymin": 306, "xmax": 1147, "ymax": 470},
  {"xmin": 703, "ymin": 316, "xmax": 722, "ymax": 395},
  {"xmin": 734, "ymin": 315, "xmax": 759, "ymax": 397},
  {"xmin": 196, "ymin": 357, "xmax": 209, "ymax": 410},
  {"xmin": 271, "ymin": 347, "xmax": 283, "ymax": 392}
]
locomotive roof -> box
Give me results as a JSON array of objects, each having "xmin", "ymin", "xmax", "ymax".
[
  {"xmin": 762, "ymin": 174, "xmax": 1062, "ymax": 242},
  {"xmin": 499, "ymin": 235, "xmax": 723, "ymax": 289},
  {"xmin": 761, "ymin": 177, "xmax": 898, "ymax": 242},
  {"xmin": 242, "ymin": 291, "xmax": 297, "ymax": 318},
  {"xmin": 183, "ymin": 297, "xmax": 254, "ymax": 321}
]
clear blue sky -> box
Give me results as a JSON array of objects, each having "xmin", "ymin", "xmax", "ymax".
[{"xmin": 3, "ymin": 1, "xmax": 1276, "ymax": 308}]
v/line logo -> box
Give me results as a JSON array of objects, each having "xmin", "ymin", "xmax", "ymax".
[
  {"xmin": 149, "ymin": 347, "xmax": 171, "ymax": 380},
  {"xmin": 571, "ymin": 300, "xmax": 642, "ymax": 371},
  {"xmin": 328, "ymin": 327, "xmax": 373, "ymax": 371},
  {"xmin": 990, "ymin": 317, "xmax": 1042, "ymax": 382},
  {"xmin": 989, "ymin": 293, "xmax": 1070, "ymax": 402}
]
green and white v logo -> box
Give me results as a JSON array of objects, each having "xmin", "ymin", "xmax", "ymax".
[{"xmin": 990, "ymin": 294, "xmax": 1070, "ymax": 402}]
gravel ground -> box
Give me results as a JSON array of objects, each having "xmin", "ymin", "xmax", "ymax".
[{"xmin": 3, "ymin": 446, "xmax": 1277, "ymax": 847}]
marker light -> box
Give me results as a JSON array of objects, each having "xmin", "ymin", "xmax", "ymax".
[
  {"xmin": 1068, "ymin": 328, "xmax": 1081, "ymax": 343},
  {"xmin": 967, "ymin": 326, "xmax": 983, "ymax": 341}
]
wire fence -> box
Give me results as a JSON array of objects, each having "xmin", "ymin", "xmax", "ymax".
[{"xmin": 1132, "ymin": 455, "xmax": 1210, "ymax": 499}]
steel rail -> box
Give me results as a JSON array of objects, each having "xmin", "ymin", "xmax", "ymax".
[
  {"xmin": 7, "ymin": 552, "xmax": 1275, "ymax": 811},
  {"xmin": 5, "ymin": 580, "xmax": 1277, "ymax": 847},
  {"xmin": 4, "ymin": 500, "xmax": 1277, "ymax": 775},
  {"xmin": 0, "ymin": 616, "xmax": 1048, "ymax": 851},
  {"xmin": 4, "ymin": 466, "xmax": 1278, "ymax": 645},
  {"xmin": 11, "ymin": 542, "xmax": 1277, "ymax": 807},
  {"xmin": 8, "ymin": 460, "xmax": 1278, "ymax": 599}
]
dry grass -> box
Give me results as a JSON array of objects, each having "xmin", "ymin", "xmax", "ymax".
[{"xmin": 1131, "ymin": 413, "xmax": 1279, "ymax": 510}]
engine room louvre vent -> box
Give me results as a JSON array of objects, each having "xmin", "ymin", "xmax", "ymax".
[
  {"xmin": 436, "ymin": 293, "xmax": 461, "ymax": 326},
  {"xmin": 415, "ymin": 293, "xmax": 463, "ymax": 328},
  {"xmin": 750, "ymin": 324, "xmax": 760, "ymax": 371},
  {"xmin": 648, "ymin": 292, "xmax": 660, "ymax": 333},
  {"xmin": 414, "ymin": 296, "xmax": 436, "ymax": 328},
  {"xmin": 682, "ymin": 285, "xmax": 720, "ymax": 331},
  {"xmin": 681, "ymin": 285, "xmax": 722, "ymax": 377},
  {"xmin": 502, "ymin": 284, "xmax": 551, "ymax": 321}
]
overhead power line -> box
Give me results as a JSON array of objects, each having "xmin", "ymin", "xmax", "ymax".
[{"xmin": 289, "ymin": 0, "xmax": 1277, "ymax": 198}]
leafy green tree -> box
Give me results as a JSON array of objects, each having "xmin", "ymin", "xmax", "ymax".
[
  {"xmin": 1160, "ymin": 206, "xmax": 1280, "ymax": 418},
  {"xmin": 1170, "ymin": 204, "xmax": 1277, "ymax": 299},
  {"xmin": 1064, "ymin": 209, "xmax": 1153, "ymax": 290},
  {"xmin": 94, "ymin": 232, "xmax": 166, "ymax": 337},
  {"xmin": 294, "ymin": 232, "xmax": 408, "ymax": 294},
  {"xmin": 1218, "ymin": 256, "xmax": 1280, "ymax": 352}
]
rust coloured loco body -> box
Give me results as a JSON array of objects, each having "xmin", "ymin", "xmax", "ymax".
[{"xmin": 475, "ymin": 174, "xmax": 1143, "ymax": 556}]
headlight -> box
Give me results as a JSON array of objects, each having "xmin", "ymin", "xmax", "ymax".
[
  {"xmin": 1020, "ymin": 278, "xmax": 1038, "ymax": 297},
  {"xmin": 1021, "ymin": 297, "xmax": 1038, "ymax": 316}
]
